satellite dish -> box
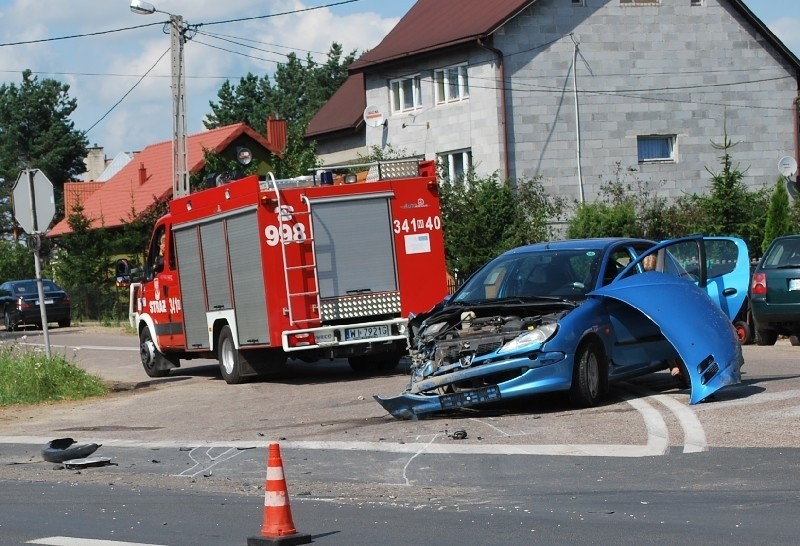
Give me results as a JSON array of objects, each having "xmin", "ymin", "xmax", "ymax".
[
  {"xmin": 778, "ymin": 156, "xmax": 797, "ymax": 178},
  {"xmin": 363, "ymin": 105, "xmax": 386, "ymax": 128},
  {"xmin": 236, "ymin": 147, "xmax": 252, "ymax": 165}
]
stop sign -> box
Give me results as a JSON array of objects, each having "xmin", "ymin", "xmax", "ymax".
[{"xmin": 13, "ymin": 169, "xmax": 56, "ymax": 234}]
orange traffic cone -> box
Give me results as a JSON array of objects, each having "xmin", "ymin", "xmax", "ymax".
[{"xmin": 247, "ymin": 443, "xmax": 312, "ymax": 546}]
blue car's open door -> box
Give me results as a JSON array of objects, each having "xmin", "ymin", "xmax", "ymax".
[{"xmin": 591, "ymin": 236, "xmax": 746, "ymax": 403}]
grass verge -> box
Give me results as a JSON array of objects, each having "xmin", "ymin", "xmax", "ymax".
[{"xmin": 0, "ymin": 339, "xmax": 108, "ymax": 406}]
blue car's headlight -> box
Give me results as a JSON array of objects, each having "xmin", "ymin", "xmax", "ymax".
[{"xmin": 497, "ymin": 323, "xmax": 558, "ymax": 354}]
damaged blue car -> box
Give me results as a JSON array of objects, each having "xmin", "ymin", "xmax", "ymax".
[{"xmin": 375, "ymin": 236, "xmax": 749, "ymax": 420}]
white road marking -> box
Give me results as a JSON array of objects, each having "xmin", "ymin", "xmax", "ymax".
[
  {"xmin": 467, "ymin": 417, "xmax": 524, "ymax": 437},
  {"xmin": 650, "ymin": 394, "xmax": 707, "ymax": 453},
  {"xmin": 0, "ymin": 431, "xmax": 667, "ymax": 458},
  {"xmin": 396, "ymin": 434, "xmax": 440, "ymax": 486},
  {"xmin": 175, "ymin": 446, "xmax": 244, "ymax": 478},
  {"xmin": 21, "ymin": 342, "xmax": 138, "ymax": 352},
  {"xmin": 28, "ymin": 537, "xmax": 167, "ymax": 546},
  {"xmin": 620, "ymin": 383, "xmax": 707, "ymax": 453},
  {"xmin": 0, "ymin": 390, "xmax": 676, "ymax": 459},
  {"xmin": 620, "ymin": 394, "xmax": 670, "ymax": 455},
  {"xmin": 0, "ymin": 379, "xmax": 714, "ymax": 459}
]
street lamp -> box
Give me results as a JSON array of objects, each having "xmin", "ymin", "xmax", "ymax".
[{"xmin": 130, "ymin": 0, "xmax": 190, "ymax": 198}]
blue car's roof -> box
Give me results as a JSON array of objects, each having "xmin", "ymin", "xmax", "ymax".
[{"xmin": 504, "ymin": 237, "xmax": 655, "ymax": 255}]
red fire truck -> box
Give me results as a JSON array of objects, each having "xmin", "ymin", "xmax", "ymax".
[{"xmin": 126, "ymin": 160, "xmax": 448, "ymax": 383}]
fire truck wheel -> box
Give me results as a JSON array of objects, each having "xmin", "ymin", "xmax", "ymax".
[
  {"xmin": 218, "ymin": 325, "xmax": 251, "ymax": 384},
  {"xmin": 139, "ymin": 328, "xmax": 171, "ymax": 378}
]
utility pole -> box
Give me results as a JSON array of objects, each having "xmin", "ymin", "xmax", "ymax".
[
  {"xmin": 131, "ymin": 0, "xmax": 191, "ymax": 198},
  {"xmin": 169, "ymin": 14, "xmax": 189, "ymax": 197}
]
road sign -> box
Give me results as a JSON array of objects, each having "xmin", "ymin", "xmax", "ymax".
[{"xmin": 13, "ymin": 169, "xmax": 56, "ymax": 234}]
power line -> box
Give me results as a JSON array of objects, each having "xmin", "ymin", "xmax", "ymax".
[
  {"xmin": 0, "ymin": 69, "xmax": 236, "ymax": 81},
  {"xmin": 192, "ymin": 39, "xmax": 287, "ymax": 65},
  {"xmin": 197, "ymin": 30, "xmax": 329, "ymax": 56},
  {"xmin": 0, "ymin": 0, "xmax": 361, "ymax": 48},
  {"xmin": 505, "ymin": 73, "xmax": 796, "ymax": 95},
  {"xmin": 193, "ymin": 31, "xmax": 305, "ymax": 60},
  {"xmin": 192, "ymin": 38, "xmax": 339, "ymax": 68},
  {"xmin": 198, "ymin": 0, "xmax": 360, "ymax": 27},
  {"xmin": 0, "ymin": 21, "xmax": 166, "ymax": 47},
  {"xmin": 85, "ymin": 47, "xmax": 171, "ymax": 135}
]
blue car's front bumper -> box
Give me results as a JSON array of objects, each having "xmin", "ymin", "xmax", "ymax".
[{"xmin": 374, "ymin": 351, "xmax": 570, "ymax": 419}]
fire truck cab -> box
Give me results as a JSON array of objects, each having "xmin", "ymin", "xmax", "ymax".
[{"xmin": 128, "ymin": 160, "xmax": 448, "ymax": 383}]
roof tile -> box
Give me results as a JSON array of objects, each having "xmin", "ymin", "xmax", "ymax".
[
  {"xmin": 349, "ymin": 0, "xmax": 533, "ymax": 70},
  {"xmin": 49, "ymin": 123, "xmax": 281, "ymax": 236}
]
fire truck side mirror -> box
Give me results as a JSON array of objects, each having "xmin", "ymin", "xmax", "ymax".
[{"xmin": 115, "ymin": 259, "xmax": 131, "ymax": 287}]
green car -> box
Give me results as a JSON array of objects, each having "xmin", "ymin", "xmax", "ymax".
[{"xmin": 750, "ymin": 235, "xmax": 800, "ymax": 345}]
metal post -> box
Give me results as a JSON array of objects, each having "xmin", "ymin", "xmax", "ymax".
[
  {"xmin": 571, "ymin": 34, "xmax": 585, "ymax": 205},
  {"xmin": 26, "ymin": 170, "xmax": 52, "ymax": 358},
  {"xmin": 170, "ymin": 14, "xmax": 189, "ymax": 198}
]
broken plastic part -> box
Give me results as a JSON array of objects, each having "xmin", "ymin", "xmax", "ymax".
[
  {"xmin": 63, "ymin": 456, "xmax": 113, "ymax": 469},
  {"xmin": 41, "ymin": 438, "xmax": 101, "ymax": 463}
]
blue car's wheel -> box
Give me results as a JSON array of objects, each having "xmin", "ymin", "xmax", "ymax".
[{"xmin": 569, "ymin": 340, "xmax": 604, "ymax": 407}]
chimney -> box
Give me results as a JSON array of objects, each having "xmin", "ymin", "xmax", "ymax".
[
  {"xmin": 138, "ymin": 163, "xmax": 147, "ymax": 186},
  {"xmin": 266, "ymin": 117, "xmax": 288, "ymax": 156},
  {"xmin": 83, "ymin": 146, "xmax": 106, "ymax": 181}
]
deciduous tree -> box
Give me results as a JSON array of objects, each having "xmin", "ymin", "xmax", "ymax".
[
  {"xmin": 205, "ymin": 43, "xmax": 355, "ymax": 177},
  {"xmin": 53, "ymin": 202, "xmax": 112, "ymax": 320},
  {"xmin": 0, "ymin": 70, "xmax": 88, "ymax": 235},
  {"xmin": 440, "ymin": 173, "xmax": 565, "ymax": 279},
  {"xmin": 0, "ymin": 239, "xmax": 34, "ymax": 283}
]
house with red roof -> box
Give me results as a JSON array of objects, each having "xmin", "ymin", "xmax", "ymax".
[
  {"xmin": 306, "ymin": 0, "xmax": 800, "ymax": 205},
  {"xmin": 50, "ymin": 120, "xmax": 286, "ymax": 236}
]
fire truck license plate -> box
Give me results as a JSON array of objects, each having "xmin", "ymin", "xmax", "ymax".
[{"xmin": 345, "ymin": 325, "xmax": 390, "ymax": 341}]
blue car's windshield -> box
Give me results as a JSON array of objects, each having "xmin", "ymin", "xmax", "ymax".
[{"xmin": 452, "ymin": 249, "xmax": 603, "ymax": 304}]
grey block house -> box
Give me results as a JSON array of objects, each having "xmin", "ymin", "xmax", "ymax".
[{"xmin": 305, "ymin": 0, "xmax": 800, "ymax": 205}]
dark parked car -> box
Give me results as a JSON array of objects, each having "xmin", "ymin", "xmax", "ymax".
[
  {"xmin": 750, "ymin": 234, "xmax": 800, "ymax": 345},
  {"xmin": 376, "ymin": 236, "xmax": 750, "ymax": 420},
  {"xmin": 0, "ymin": 279, "xmax": 71, "ymax": 331}
]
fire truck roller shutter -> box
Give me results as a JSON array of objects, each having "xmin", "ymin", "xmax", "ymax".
[
  {"xmin": 201, "ymin": 221, "xmax": 232, "ymax": 311},
  {"xmin": 174, "ymin": 226, "xmax": 210, "ymax": 350},
  {"xmin": 312, "ymin": 195, "xmax": 398, "ymax": 299},
  {"xmin": 226, "ymin": 210, "xmax": 269, "ymax": 345}
]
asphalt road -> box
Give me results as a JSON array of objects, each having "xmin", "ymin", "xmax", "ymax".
[
  {"xmin": 2, "ymin": 325, "xmax": 799, "ymax": 452},
  {"xmin": 0, "ymin": 326, "xmax": 799, "ymax": 544},
  {"xmin": 3, "ymin": 447, "xmax": 799, "ymax": 546}
]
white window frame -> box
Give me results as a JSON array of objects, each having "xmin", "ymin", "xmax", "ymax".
[
  {"xmin": 434, "ymin": 64, "xmax": 469, "ymax": 105},
  {"xmin": 637, "ymin": 135, "xmax": 676, "ymax": 163},
  {"xmin": 438, "ymin": 149, "xmax": 473, "ymax": 183},
  {"xmin": 571, "ymin": 0, "xmax": 585, "ymax": 6},
  {"xmin": 390, "ymin": 75, "xmax": 422, "ymax": 114}
]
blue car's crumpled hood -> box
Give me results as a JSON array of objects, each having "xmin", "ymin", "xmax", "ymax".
[{"xmin": 590, "ymin": 271, "xmax": 742, "ymax": 403}]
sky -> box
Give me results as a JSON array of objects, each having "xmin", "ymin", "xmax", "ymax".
[{"xmin": 0, "ymin": 0, "xmax": 798, "ymax": 170}]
